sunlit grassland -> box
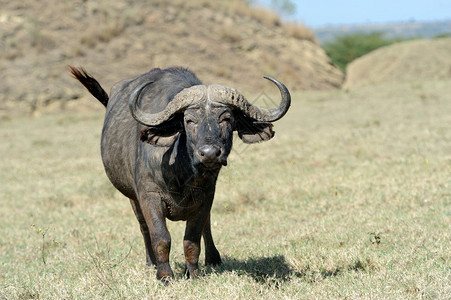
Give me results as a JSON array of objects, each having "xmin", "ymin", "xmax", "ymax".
[{"xmin": 0, "ymin": 80, "xmax": 449, "ymax": 299}]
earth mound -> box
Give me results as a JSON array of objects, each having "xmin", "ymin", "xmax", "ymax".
[
  {"xmin": 344, "ymin": 37, "xmax": 451, "ymax": 88},
  {"xmin": 0, "ymin": 0, "xmax": 344, "ymax": 115}
]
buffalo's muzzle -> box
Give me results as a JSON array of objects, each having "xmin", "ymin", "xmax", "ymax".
[
  {"xmin": 198, "ymin": 145, "xmax": 221, "ymax": 163},
  {"xmin": 196, "ymin": 145, "xmax": 227, "ymax": 169}
]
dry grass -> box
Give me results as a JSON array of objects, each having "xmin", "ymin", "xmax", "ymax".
[
  {"xmin": 79, "ymin": 5, "xmax": 146, "ymax": 48},
  {"xmin": 0, "ymin": 78, "xmax": 450, "ymax": 298},
  {"xmin": 248, "ymin": 7, "xmax": 281, "ymax": 27},
  {"xmin": 80, "ymin": 21, "xmax": 125, "ymax": 48},
  {"xmin": 218, "ymin": 25, "xmax": 242, "ymax": 43},
  {"xmin": 284, "ymin": 22, "xmax": 317, "ymax": 43}
]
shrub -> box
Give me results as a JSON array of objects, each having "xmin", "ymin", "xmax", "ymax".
[{"xmin": 323, "ymin": 32, "xmax": 396, "ymax": 72}]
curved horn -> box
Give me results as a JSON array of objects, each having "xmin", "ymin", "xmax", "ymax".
[
  {"xmin": 207, "ymin": 76, "xmax": 291, "ymax": 122},
  {"xmin": 129, "ymin": 82, "xmax": 207, "ymax": 126}
]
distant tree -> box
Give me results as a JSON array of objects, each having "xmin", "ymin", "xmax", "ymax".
[
  {"xmin": 270, "ymin": 0, "xmax": 296, "ymax": 18},
  {"xmin": 435, "ymin": 32, "xmax": 451, "ymax": 39},
  {"xmin": 323, "ymin": 32, "xmax": 396, "ymax": 72}
]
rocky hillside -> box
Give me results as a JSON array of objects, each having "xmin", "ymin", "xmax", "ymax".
[
  {"xmin": 0, "ymin": 0, "xmax": 343, "ymax": 115},
  {"xmin": 344, "ymin": 37, "xmax": 451, "ymax": 88}
]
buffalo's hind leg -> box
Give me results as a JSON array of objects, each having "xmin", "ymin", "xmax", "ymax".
[
  {"xmin": 129, "ymin": 199, "xmax": 156, "ymax": 266},
  {"xmin": 202, "ymin": 213, "xmax": 222, "ymax": 266}
]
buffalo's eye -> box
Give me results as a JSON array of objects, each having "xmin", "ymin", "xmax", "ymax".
[
  {"xmin": 185, "ymin": 119, "xmax": 198, "ymax": 134},
  {"xmin": 219, "ymin": 114, "xmax": 232, "ymax": 125},
  {"xmin": 185, "ymin": 118, "xmax": 197, "ymax": 127}
]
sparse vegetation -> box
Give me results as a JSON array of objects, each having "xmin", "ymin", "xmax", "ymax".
[
  {"xmin": 1, "ymin": 78, "xmax": 450, "ymax": 298},
  {"xmin": 284, "ymin": 22, "xmax": 317, "ymax": 43}
]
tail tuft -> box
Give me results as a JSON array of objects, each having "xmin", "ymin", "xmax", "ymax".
[{"xmin": 69, "ymin": 66, "xmax": 109, "ymax": 107}]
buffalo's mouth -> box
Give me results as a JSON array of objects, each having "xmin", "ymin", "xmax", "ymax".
[
  {"xmin": 195, "ymin": 159, "xmax": 227, "ymax": 172},
  {"xmin": 204, "ymin": 160, "xmax": 226, "ymax": 169},
  {"xmin": 201, "ymin": 163, "xmax": 222, "ymax": 171}
]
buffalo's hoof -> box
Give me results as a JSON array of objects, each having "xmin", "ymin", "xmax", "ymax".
[
  {"xmin": 205, "ymin": 251, "xmax": 222, "ymax": 266},
  {"xmin": 156, "ymin": 263, "xmax": 174, "ymax": 285},
  {"xmin": 184, "ymin": 265, "xmax": 199, "ymax": 279},
  {"xmin": 159, "ymin": 276, "xmax": 173, "ymax": 286}
]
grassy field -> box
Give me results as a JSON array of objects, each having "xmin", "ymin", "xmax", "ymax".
[{"xmin": 0, "ymin": 80, "xmax": 449, "ymax": 299}]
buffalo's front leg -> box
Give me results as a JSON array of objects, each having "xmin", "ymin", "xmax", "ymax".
[
  {"xmin": 183, "ymin": 238, "xmax": 201, "ymax": 278},
  {"xmin": 139, "ymin": 195, "xmax": 173, "ymax": 282},
  {"xmin": 184, "ymin": 207, "xmax": 212, "ymax": 278},
  {"xmin": 202, "ymin": 213, "xmax": 222, "ymax": 266}
]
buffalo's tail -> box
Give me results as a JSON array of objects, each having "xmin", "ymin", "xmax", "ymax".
[{"xmin": 69, "ymin": 66, "xmax": 109, "ymax": 107}]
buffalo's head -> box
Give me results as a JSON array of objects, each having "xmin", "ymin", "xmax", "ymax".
[{"xmin": 132, "ymin": 77, "xmax": 290, "ymax": 172}]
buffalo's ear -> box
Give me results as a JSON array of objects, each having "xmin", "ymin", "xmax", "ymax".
[
  {"xmin": 140, "ymin": 118, "xmax": 183, "ymax": 147},
  {"xmin": 234, "ymin": 113, "xmax": 275, "ymax": 144}
]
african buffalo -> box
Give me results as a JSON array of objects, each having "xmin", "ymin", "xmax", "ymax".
[{"xmin": 70, "ymin": 66, "xmax": 290, "ymax": 282}]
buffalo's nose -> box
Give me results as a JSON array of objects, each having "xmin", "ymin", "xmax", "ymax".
[{"xmin": 198, "ymin": 145, "xmax": 221, "ymax": 162}]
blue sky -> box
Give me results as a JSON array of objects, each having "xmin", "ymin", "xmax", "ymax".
[{"xmin": 256, "ymin": 0, "xmax": 451, "ymax": 27}]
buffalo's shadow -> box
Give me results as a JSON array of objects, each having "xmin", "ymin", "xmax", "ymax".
[{"xmin": 205, "ymin": 255, "xmax": 298, "ymax": 284}]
